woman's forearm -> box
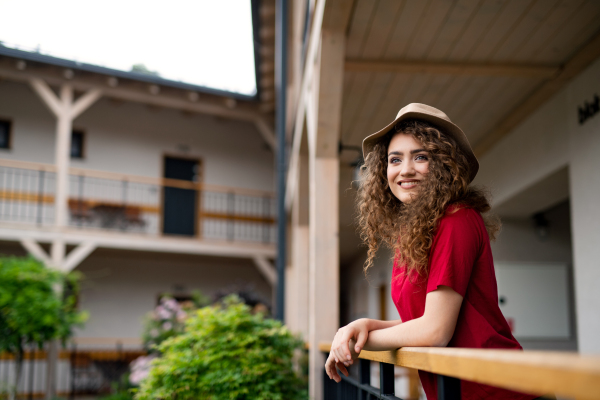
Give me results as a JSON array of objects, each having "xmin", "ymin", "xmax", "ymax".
[
  {"xmin": 362, "ymin": 316, "xmax": 445, "ymax": 351},
  {"xmin": 364, "ymin": 318, "xmax": 402, "ymax": 332}
]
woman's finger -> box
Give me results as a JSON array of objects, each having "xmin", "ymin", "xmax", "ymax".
[{"xmin": 336, "ymin": 362, "xmax": 349, "ymax": 377}]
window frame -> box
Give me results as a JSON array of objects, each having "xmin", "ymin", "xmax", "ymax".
[
  {"xmin": 0, "ymin": 118, "xmax": 13, "ymax": 150},
  {"xmin": 70, "ymin": 128, "xmax": 86, "ymax": 159}
]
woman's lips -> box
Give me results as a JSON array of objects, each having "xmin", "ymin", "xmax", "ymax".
[{"xmin": 398, "ymin": 180, "xmax": 420, "ymax": 189}]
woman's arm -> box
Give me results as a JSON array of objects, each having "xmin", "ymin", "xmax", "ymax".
[
  {"xmin": 325, "ymin": 285, "xmax": 463, "ymax": 382},
  {"xmin": 363, "ymin": 285, "xmax": 463, "ymax": 351}
]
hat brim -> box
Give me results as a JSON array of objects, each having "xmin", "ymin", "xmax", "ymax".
[{"xmin": 362, "ymin": 111, "xmax": 479, "ymax": 183}]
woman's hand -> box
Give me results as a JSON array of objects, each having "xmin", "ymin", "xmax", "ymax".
[
  {"xmin": 324, "ymin": 319, "xmax": 370, "ymax": 382},
  {"xmin": 331, "ymin": 319, "xmax": 369, "ymax": 366},
  {"xmin": 325, "ymin": 338, "xmax": 359, "ymax": 383}
]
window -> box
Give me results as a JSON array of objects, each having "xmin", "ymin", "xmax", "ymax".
[
  {"xmin": 71, "ymin": 129, "xmax": 85, "ymax": 158},
  {"xmin": 0, "ymin": 119, "xmax": 12, "ymax": 149}
]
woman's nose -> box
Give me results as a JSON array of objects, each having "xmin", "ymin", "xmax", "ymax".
[{"xmin": 400, "ymin": 159, "xmax": 415, "ymax": 176}]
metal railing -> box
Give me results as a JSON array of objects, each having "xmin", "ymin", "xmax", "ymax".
[
  {"xmin": 0, "ymin": 160, "xmax": 276, "ymax": 244},
  {"xmin": 321, "ymin": 343, "xmax": 600, "ymax": 400},
  {"xmin": 0, "ymin": 343, "xmax": 145, "ymax": 399}
]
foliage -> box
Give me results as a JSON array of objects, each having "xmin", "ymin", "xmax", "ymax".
[
  {"xmin": 141, "ymin": 297, "xmax": 191, "ymax": 351},
  {"xmin": 130, "ymin": 64, "xmax": 160, "ymax": 77},
  {"xmin": 0, "ymin": 256, "xmax": 87, "ymax": 353},
  {"xmin": 135, "ymin": 296, "xmax": 307, "ymax": 400},
  {"xmin": 141, "ymin": 291, "xmax": 211, "ymax": 352}
]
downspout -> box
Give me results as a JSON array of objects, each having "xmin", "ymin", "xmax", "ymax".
[{"xmin": 275, "ymin": 0, "xmax": 288, "ymax": 321}]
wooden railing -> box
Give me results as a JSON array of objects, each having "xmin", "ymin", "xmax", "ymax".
[
  {"xmin": 320, "ymin": 343, "xmax": 600, "ymax": 400},
  {"xmin": 0, "ymin": 158, "xmax": 276, "ymax": 243}
]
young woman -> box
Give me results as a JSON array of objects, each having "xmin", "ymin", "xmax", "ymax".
[{"xmin": 324, "ymin": 103, "xmax": 545, "ymax": 399}]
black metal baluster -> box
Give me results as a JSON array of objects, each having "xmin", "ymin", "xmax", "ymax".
[
  {"xmin": 77, "ymin": 175, "xmax": 84, "ymax": 227},
  {"xmin": 227, "ymin": 192, "xmax": 235, "ymax": 241},
  {"xmin": 70, "ymin": 343, "xmax": 76, "ymax": 400},
  {"xmin": 262, "ymin": 196, "xmax": 270, "ymax": 243},
  {"xmin": 37, "ymin": 170, "xmax": 45, "ymax": 226},
  {"xmin": 380, "ymin": 362, "xmax": 395, "ymax": 398},
  {"xmin": 437, "ymin": 374, "xmax": 461, "ymax": 400},
  {"xmin": 359, "ymin": 359, "xmax": 370, "ymax": 400},
  {"xmin": 28, "ymin": 348, "xmax": 34, "ymax": 400}
]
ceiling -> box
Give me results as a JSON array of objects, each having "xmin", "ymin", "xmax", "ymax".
[
  {"xmin": 337, "ymin": 0, "xmax": 600, "ymax": 264},
  {"xmin": 339, "ymin": 0, "xmax": 600, "ymax": 151}
]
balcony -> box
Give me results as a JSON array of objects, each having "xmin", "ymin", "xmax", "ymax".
[{"xmin": 0, "ymin": 159, "xmax": 276, "ymax": 256}]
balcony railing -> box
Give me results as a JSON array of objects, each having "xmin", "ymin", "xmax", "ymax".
[
  {"xmin": 0, "ymin": 159, "xmax": 275, "ymax": 244},
  {"xmin": 320, "ymin": 343, "xmax": 600, "ymax": 400}
]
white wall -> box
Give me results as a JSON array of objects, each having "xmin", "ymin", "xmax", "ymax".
[
  {"xmin": 475, "ymin": 57, "xmax": 600, "ymax": 353},
  {"xmin": 0, "ymin": 80, "xmax": 275, "ymax": 191},
  {"xmin": 75, "ymin": 248, "xmax": 272, "ymax": 340}
]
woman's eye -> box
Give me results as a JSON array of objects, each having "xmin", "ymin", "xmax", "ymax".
[
  {"xmin": 389, "ymin": 157, "xmax": 401, "ymax": 163},
  {"xmin": 416, "ymin": 154, "xmax": 428, "ymax": 161}
]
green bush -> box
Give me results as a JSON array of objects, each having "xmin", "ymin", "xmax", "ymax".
[
  {"xmin": 0, "ymin": 256, "xmax": 87, "ymax": 399},
  {"xmin": 135, "ymin": 296, "xmax": 307, "ymax": 400}
]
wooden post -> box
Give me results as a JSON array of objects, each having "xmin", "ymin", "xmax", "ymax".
[
  {"xmin": 54, "ymin": 85, "xmax": 73, "ymax": 228},
  {"xmin": 287, "ymin": 150, "xmax": 309, "ymax": 338},
  {"xmin": 307, "ymin": 27, "xmax": 345, "ymax": 400},
  {"xmin": 28, "ymin": 79, "xmax": 102, "ymax": 400}
]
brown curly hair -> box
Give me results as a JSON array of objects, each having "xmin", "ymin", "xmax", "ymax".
[{"xmin": 356, "ymin": 120, "xmax": 501, "ymax": 276}]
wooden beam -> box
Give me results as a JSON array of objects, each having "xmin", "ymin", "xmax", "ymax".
[
  {"xmin": 0, "ymin": 66, "xmax": 261, "ymax": 123},
  {"xmin": 319, "ymin": 343, "xmax": 600, "ymax": 400},
  {"xmin": 345, "ymin": 59, "xmax": 559, "ymax": 78},
  {"xmin": 307, "ymin": 26, "xmax": 345, "ymax": 400},
  {"xmin": 71, "ymin": 88, "xmax": 103, "ymax": 119},
  {"xmin": 20, "ymin": 239, "xmax": 51, "ymax": 266},
  {"xmin": 29, "ymin": 78, "xmax": 62, "ymax": 117},
  {"xmin": 253, "ymin": 117, "xmax": 277, "ymax": 151},
  {"xmin": 61, "ymin": 241, "xmax": 97, "ymax": 272},
  {"xmin": 475, "ymin": 31, "xmax": 600, "ymax": 157},
  {"xmin": 0, "ymin": 227, "xmax": 276, "ymax": 259},
  {"xmin": 252, "ymin": 256, "xmax": 277, "ymax": 285}
]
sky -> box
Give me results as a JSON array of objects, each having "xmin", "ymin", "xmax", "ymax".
[{"xmin": 0, "ymin": 0, "xmax": 257, "ymax": 96}]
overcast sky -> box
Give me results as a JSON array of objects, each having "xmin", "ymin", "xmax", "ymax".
[{"xmin": 0, "ymin": 0, "xmax": 257, "ymax": 95}]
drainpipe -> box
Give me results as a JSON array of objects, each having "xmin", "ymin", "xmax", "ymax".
[{"xmin": 275, "ymin": 0, "xmax": 288, "ymax": 321}]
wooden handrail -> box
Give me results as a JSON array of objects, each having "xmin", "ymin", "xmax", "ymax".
[
  {"xmin": 0, "ymin": 158, "xmax": 275, "ymax": 197},
  {"xmin": 319, "ymin": 342, "xmax": 600, "ymax": 400}
]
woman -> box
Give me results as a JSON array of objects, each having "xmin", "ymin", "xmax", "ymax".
[{"xmin": 324, "ymin": 103, "xmax": 545, "ymax": 399}]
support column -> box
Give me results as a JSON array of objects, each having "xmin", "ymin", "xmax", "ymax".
[
  {"xmin": 54, "ymin": 86, "xmax": 73, "ymax": 228},
  {"xmin": 29, "ymin": 80, "xmax": 102, "ymax": 229},
  {"xmin": 28, "ymin": 79, "xmax": 102, "ymax": 400},
  {"xmin": 308, "ymin": 28, "xmax": 345, "ymax": 400},
  {"xmin": 287, "ymin": 150, "xmax": 310, "ymax": 338}
]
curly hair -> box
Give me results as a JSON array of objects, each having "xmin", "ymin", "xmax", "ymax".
[{"xmin": 356, "ymin": 120, "xmax": 501, "ymax": 276}]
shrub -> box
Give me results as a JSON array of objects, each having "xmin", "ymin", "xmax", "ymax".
[
  {"xmin": 0, "ymin": 256, "xmax": 87, "ymax": 399},
  {"xmin": 135, "ymin": 296, "xmax": 307, "ymax": 400}
]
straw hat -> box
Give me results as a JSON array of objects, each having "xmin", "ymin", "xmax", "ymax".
[{"xmin": 362, "ymin": 103, "xmax": 479, "ymax": 183}]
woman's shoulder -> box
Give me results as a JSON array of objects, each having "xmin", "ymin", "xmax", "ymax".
[{"xmin": 439, "ymin": 203, "xmax": 484, "ymax": 230}]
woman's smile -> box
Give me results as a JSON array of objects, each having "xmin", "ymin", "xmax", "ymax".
[{"xmin": 387, "ymin": 133, "xmax": 430, "ymax": 203}]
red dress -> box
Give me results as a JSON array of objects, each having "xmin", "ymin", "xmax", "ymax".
[{"xmin": 390, "ymin": 204, "xmax": 538, "ymax": 400}]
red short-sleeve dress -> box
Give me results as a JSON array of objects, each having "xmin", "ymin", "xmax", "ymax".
[{"xmin": 390, "ymin": 204, "xmax": 538, "ymax": 400}]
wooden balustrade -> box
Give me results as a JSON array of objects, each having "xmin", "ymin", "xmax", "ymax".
[{"xmin": 320, "ymin": 342, "xmax": 600, "ymax": 400}]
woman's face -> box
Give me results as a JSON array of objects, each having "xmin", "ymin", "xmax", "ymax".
[{"xmin": 386, "ymin": 133, "xmax": 430, "ymax": 204}]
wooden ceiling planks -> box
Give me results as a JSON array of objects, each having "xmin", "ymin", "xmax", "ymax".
[
  {"xmin": 511, "ymin": 0, "xmax": 586, "ymax": 63},
  {"xmin": 532, "ymin": 0, "xmax": 600, "ymax": 64},
  {"xmin": 345, "ymin": 0, "xmax": 379, "ymax": 58},
  {"xmin": 338, "ymin": 0, "xmax": 600, "ymax": 151},
  {"xmin": 359, "ymin": 0, "xmax": 405, "ymax": 59},
  {"xmin": 403, "ymin": 1, "xmax": 455, "ymax": 60},
  {"xmin": 445, "ymin": 0, "xmax": 505, "ymax": 61},
  {"xmin": 348, "ymin": 72, "xmax": 396, "ymax": 144},
  {"xmin": 383, "ymin": 0, "xmax": 433, "ymax": 59},
  {"xmin": 490, "ymin": 0, "xmax": 561, "ymax": 62},
  {"xmin": 468, "ymin": 0, "xmax": 537, "ymax": 61},
  {"xmin": 424, "ymin": 0, "xmax": 482, "ymax": 59}
]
